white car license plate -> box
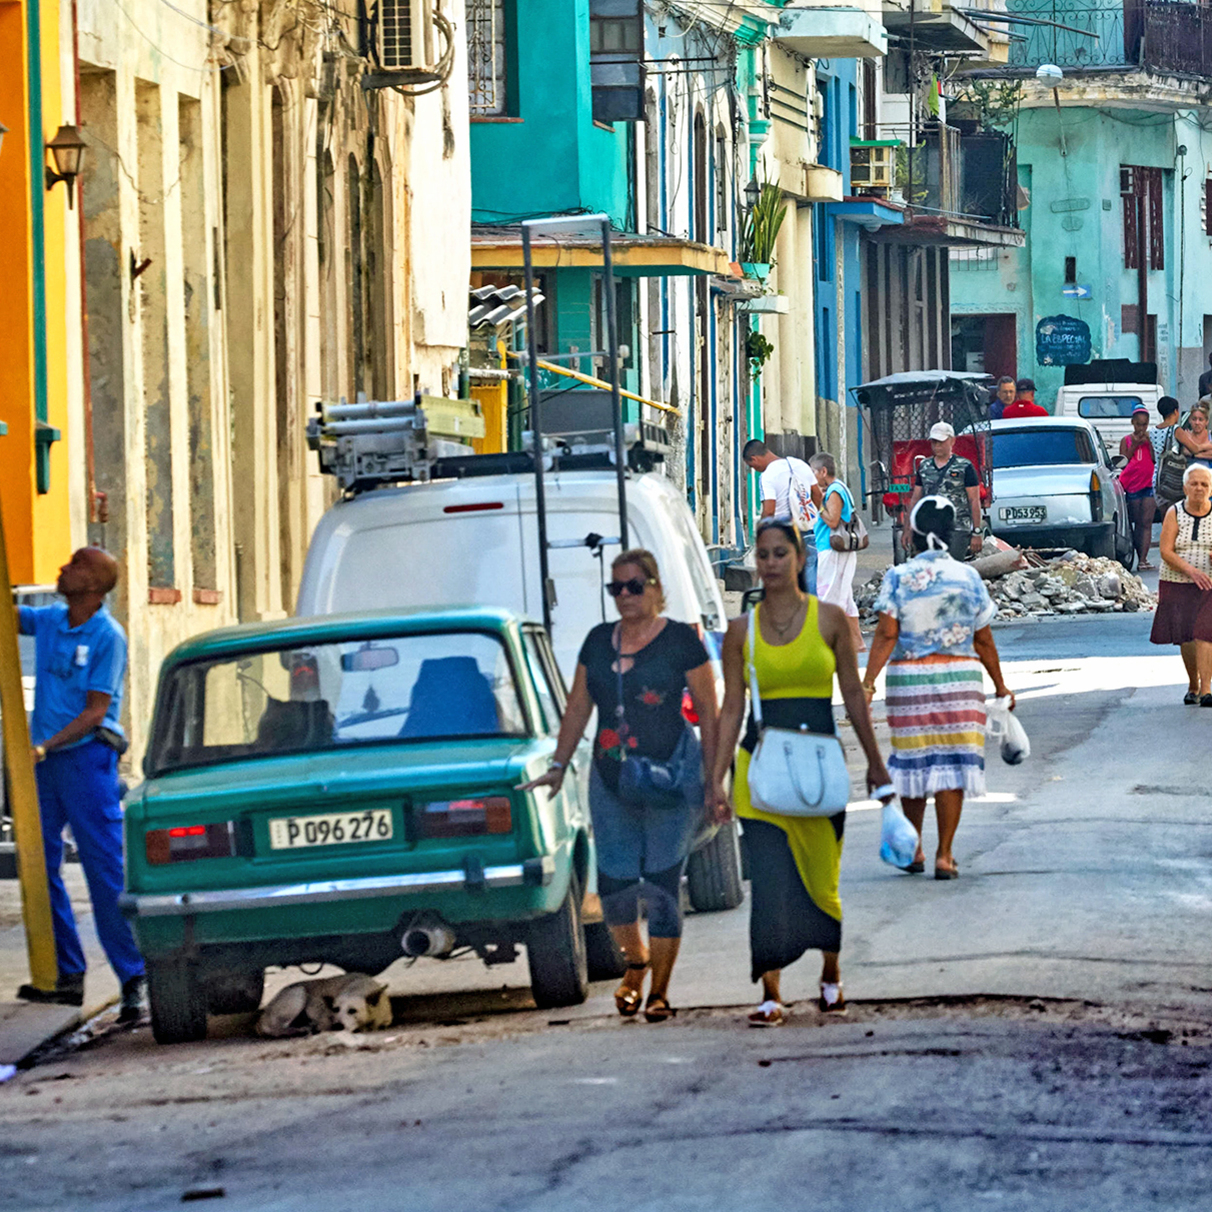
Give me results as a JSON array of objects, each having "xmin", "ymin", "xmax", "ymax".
[
  {"xmin": 1000, "ymin": 505, "xmax": 1047, "ymax": 523},
  {"xmin": 269, "ymin": 809, "xmax": 393, "ymax": 850}
]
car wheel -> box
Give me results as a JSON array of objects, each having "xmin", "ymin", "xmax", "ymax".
[
  {"xmin": 686, "ymin": 817, "xmax": 744, "ymax": 912},
  {"xmin": 527, "ymin": 872, "xmax": 589, "ymax": 1009},
  {"xmin": 584, "ymin": 920, "xmax": 627, "ymax": 981},
  {"xmin": 892, "ymin": 526, "xmax": 908, "ymax": 565},
  {"xmin": 205, "ymin": 968, "xmax": 266, "ymax": 1016},
  {"xmin": 1115, "ymin": 525, "xmax": 1136, "ymax": 572},
  {"xmin": 148, "ymin": 958, "xmax": 208, "ymax": 1045}
]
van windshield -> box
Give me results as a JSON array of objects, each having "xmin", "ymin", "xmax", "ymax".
[
  {"xmin": 147, "ymin": 632, "xmax": 527, "ymax": 775},
  {"xmin": 992, "ymin": 429, "xmax": 1094, "ymax": 468},
  {"xmin": 1078, "ymin": 395, "xmax": 1143, "ymax": 419}
]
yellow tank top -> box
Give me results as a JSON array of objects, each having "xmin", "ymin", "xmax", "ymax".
[{"xmin": 742, "ymin": 598, "xmax": 836, "ymax": 700}]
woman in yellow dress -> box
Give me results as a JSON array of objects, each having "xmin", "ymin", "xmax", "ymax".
[{"xmin": 714, "ymin": 519, "xmax": 889, "ymax": 1026}]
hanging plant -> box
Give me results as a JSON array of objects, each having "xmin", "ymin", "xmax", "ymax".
[
  {"xmin": 740, "ymin": 176, "xmax": 788, "ymax": 269},
  {"xmin": 746, "ymin": 329, "xmax": 774, "ymax": 381}
]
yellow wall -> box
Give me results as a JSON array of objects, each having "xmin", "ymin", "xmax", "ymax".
[{"xmin": 0, "ymin": 0, "xmax": 71, "ymax": 587}]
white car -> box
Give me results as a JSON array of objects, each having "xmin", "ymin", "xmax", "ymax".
[
  {"xmin": 988, "ymin": 417, "xmax": 1135, "ymax": 568},
  {"xmin": 1055, "ymin": 380, "xmax": 1161, "ymax": 450}
]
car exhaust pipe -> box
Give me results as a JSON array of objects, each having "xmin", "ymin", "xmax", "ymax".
[{"xmin": 401, "ymin": 917, "xmax": 457, "ymax": 958}]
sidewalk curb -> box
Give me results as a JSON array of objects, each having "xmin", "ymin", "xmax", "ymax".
[{"xmin": 0, "ymin": 990, "xmax": 116, "ymax": 1068}]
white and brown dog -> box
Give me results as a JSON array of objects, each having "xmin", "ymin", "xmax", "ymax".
[{"xmin": 256, "ymin": 973, "xmax": 392, "ymax": 1038}]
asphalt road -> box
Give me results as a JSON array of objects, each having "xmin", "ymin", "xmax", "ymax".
[{"xmin": 2, "ymin": 613, "xmax": 1210, "ymax": 1212}]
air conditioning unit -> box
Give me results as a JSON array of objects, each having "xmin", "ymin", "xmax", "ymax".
[
  {"xmin": 849, "ymin": 139, "xmax": 899, "ymax": 195},
  {"xmin": 378, "ymin": 0, "xmax": 434, "ymax": 71}
]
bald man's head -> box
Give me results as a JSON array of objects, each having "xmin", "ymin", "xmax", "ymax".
[{"xmin": 57, "ymin": 547, "xmax": 119, "ymax": 600}]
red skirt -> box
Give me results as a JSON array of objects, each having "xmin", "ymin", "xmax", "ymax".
[{"xmin": 1151, "ymin": 580, "xmax": 1212, "ymax": 644}]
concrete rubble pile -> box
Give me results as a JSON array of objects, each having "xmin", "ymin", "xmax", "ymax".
[{"xmin": 856, "ymin": 548, "xmax": 1157, "ymax": 623}]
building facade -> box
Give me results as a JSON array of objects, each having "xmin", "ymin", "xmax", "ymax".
[
  {"xmin": 1, "ymin": 0, "xmax": 472, "ymax": 760},
  {"xmin": 950, "ymin": 0, "xmax": 1212, "ymax": 405}
]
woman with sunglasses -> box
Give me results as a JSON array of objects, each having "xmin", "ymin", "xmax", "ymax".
[
  {"xmin": 714, "ymin": 519, "xmax": 889, "ymax": 1027},
  {"xmin": 519, "ymin": 549, "xmax": 721, "ymax": 1022}
]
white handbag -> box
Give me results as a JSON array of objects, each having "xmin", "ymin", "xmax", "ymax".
[{"xmin": 745, "ymin": 608, "xmax": 852, "ymax": 817}]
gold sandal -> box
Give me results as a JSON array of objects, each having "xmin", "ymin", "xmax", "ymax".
[{"xmin": 614, "ymin": 962, "xmax": 648, "ymax": 1017}]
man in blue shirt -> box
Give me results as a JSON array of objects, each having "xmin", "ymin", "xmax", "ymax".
[{"xmin": 15, "ymin": 547, "xmax": 144, "ymax": 1022}]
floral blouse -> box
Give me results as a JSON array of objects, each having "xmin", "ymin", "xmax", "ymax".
[{"xmin": 873, "ymin": 549, "xmax": 996, "ymax": 660}]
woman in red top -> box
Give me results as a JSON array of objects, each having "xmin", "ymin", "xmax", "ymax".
[{"xmin": 1119, "ymin": 404, "xmax": 1157, "ymax": 569}]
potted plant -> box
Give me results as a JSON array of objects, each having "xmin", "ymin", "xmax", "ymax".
[{"xmin": 740, "ymin": 177, "xmax": 787, "ymax": 281}]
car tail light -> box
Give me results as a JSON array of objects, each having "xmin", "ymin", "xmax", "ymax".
[
  {"xmin": 681, "ymin": 689, "xmax": 699, "ymax": 725},
  {"xmin": 1090, "ymin": 472, "xmax": 1104, "ymax": 521},
  {"xmin": 146, "ymin": 822, "xmax": 235, "ymax": 865},
  {"xmin": 417, "ymin": 796, "xmax": 512, "ymax": 838}
]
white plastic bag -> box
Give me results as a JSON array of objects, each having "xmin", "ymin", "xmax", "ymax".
[
  {"xmin": 985, "ymin": 696, "xmax": 1029, "ymax": 765},
  {"xmin": 877, "ymin": 789, "xmax": 919, "ymax": 869}
]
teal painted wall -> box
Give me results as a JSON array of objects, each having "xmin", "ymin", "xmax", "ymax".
[
  {"xmin": 951, "ymin": 106, "xmax": 1191, "ymax": 408},
  {"xmin": 470, "ymin": 0, "xmax": 630, "ymax": 226}
]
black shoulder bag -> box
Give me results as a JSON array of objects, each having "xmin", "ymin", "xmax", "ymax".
[{"xmin": 613, "ymin": 625, "xmax": 702, "ymax": 811}]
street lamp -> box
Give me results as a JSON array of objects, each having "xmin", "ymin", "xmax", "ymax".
[
  {"xmin": 743, "ymin": 175, "xmax": 761, "ymax": 211},
  {"xmin": 1036, "ymin": 64, "xmax": 1067, "ymax": 158},
  {"xmin": 45, "ymin": 123, "xmax": 87, "ymax": 208}
]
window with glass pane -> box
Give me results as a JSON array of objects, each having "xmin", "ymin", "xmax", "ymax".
[
  {"xmin": 522, "ymin": 632, "xmax": 561, "ymax": 734},
  {"xmin": 468, "ymin": 0, "xmax": 509, "ymax": 116},
  {"xmin": 149, "ymin": 632, "xmax": 528, "ymax": 774}
]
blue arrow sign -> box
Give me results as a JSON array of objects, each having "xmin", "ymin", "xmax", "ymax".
[{"xmin": 1062, "ymin": 284, "xmax": 1092, "ymax": 299}]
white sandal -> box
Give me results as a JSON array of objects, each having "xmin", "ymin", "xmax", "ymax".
[
  {"xmin": 747, "ymin": 999, "xmax": 786, "ymax": 1027},
  {"xmin": 818, "ymin": 982, "xmax": 846, "ymax": 1013}
]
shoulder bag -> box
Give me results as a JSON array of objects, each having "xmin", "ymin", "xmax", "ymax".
[
  {"xmin": 826, "ymin": 483, "xmax": 869, "ymax": 552},
  {"xmin": 613, "ymin": 626, "xmax": 702, "ymax": 811},
  {"xmin": 744, "ymin": 608, "xmax": 851, "ymax": 816},
  {"xmin": 1155, "ymin": 425, "xmax": 1189, "ymax": 510}
]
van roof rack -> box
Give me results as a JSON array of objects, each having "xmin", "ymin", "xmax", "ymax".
[{"xmin": 307, "ymin": 394, "xmax": 668, "ymax": 494}]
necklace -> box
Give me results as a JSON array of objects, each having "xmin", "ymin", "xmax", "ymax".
[{"xmin": 764, "ymin": 598, "xmax": 805, "ymax": 638}]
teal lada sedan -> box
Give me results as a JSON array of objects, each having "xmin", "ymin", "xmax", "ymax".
[{"xmin": 122, "ymin": 609, "xmax": 609, "ymax": 1043}]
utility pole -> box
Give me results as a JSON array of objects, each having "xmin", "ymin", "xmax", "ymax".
[{"xmin": 0, "ymin": 499, "xmax": 57, "ymax": 992}]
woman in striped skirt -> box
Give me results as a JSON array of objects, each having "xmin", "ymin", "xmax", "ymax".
[{"xmin": 862, "ymin": 497, "xmax": 1015, "ymax": 879}]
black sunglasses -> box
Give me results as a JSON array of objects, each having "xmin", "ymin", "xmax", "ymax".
[{"xmin": 606, "ymin": 577, "xmax": 654, "ymax": 598}]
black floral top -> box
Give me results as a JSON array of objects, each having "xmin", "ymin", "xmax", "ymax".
[{"xmin": 578, "ymin": 621, "xmax": 710, "ymax": 795}]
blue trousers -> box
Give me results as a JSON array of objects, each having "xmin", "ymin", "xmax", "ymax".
[{"xmin": 35, "ymin": 741, "xmax": 144, "ymax": 985}]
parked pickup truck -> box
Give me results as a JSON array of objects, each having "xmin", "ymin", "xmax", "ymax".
[{"xmin": 121, "ymin": 608, "xmax": 615, "ymax": 1044}]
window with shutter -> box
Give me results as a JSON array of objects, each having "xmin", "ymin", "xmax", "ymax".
[
  {"xmin": 589, "ymin": 0, "xmax": 645, "ymax": 124},
  {"xmin": 1146, "ymin": 167, "xmax": 1164, "ymax": 270}
]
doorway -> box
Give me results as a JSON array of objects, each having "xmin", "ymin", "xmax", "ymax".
[{"xmin": 951, "ymin": 313, "xmax": 1016, "ymax": 379}]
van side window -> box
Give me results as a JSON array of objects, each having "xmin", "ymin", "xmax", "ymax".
[{"xmin": 523, "ymin": 630, "xmax": 563, "ymax": 734}]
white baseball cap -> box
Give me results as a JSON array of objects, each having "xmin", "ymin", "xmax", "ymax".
[{"xmin": 929, "ymin": 422, "xmax": 955, "ymax": 442}]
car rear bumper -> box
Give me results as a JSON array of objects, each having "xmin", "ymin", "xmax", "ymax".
[
  {"xmin": 120, "ymin": 855, "xmax": 556, "ymax": 918},
  {"xmin": 990, "ymin": 520, "xmax": 1112, "ymax": 548}
]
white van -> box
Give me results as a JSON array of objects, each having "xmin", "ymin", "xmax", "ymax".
[
  {"xmin": 297, "ymin": 411, "xmax": 743, "ymax": 917},
  {"xmin": 1055, "ymin": 361, "xmax": 1161, "ymax": 450},
  {"xmin": 297, "ymin": 468, "xmax": 726, "ymax": 681}
]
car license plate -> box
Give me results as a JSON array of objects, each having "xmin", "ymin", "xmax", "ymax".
[
  {"xmin": 1000, "ymin": 505, "xmax": 1047, "ymax": 523},
  {"xmin": 269, "ymin": 809, "xmax": 393, "ymax": 850}
]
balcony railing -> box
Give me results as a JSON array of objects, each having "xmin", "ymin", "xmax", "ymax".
[
  {"xmin": 1006, "ymin": 0, "xmax": 1212, "ymax": 77},
  {"xmin": 897, "ymin": 125, "xmax": 1019, "ymax": 228}
]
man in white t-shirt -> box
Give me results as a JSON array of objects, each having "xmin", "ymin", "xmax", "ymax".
[{"xmin": 743, "ymin": 440, "xmax": 819, "ymax": 591}]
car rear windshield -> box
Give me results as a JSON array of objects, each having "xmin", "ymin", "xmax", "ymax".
[
  {"xmin": 991, "ymin": 429, "xmax": 1094, "ymax": 469},
  {"xmin": 147, "ymin": 632, "xmax": 527, "ymax": 775},
  {"xmin": 1078, "ymin": 395, "xmax": 1143, "ymax": 419}
]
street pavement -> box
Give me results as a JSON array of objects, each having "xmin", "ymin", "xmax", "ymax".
[{"xmin": 0, "ymin": 611, "xmax": 1209, "ymax": 1210}]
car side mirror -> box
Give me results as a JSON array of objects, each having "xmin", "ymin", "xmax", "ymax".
[{"xmin": 1110, "ymin": 455, "xmax": 1127, "ymax": 471}]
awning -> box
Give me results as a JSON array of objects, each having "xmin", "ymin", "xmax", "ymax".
[
  {"xmin": 882, "ymin": 8, "xmax": 990, "ymax": 55},
  {"xmin": 827, "ymin": 197, "xmax": 907, "ymax": 230},
  {"xmin": 471, "ymin": 228, "xmax": 737, "ymax": 278},
  {"xmin": 870, "ymin": 213, "xmax": 1025, "ymax": 249}
]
